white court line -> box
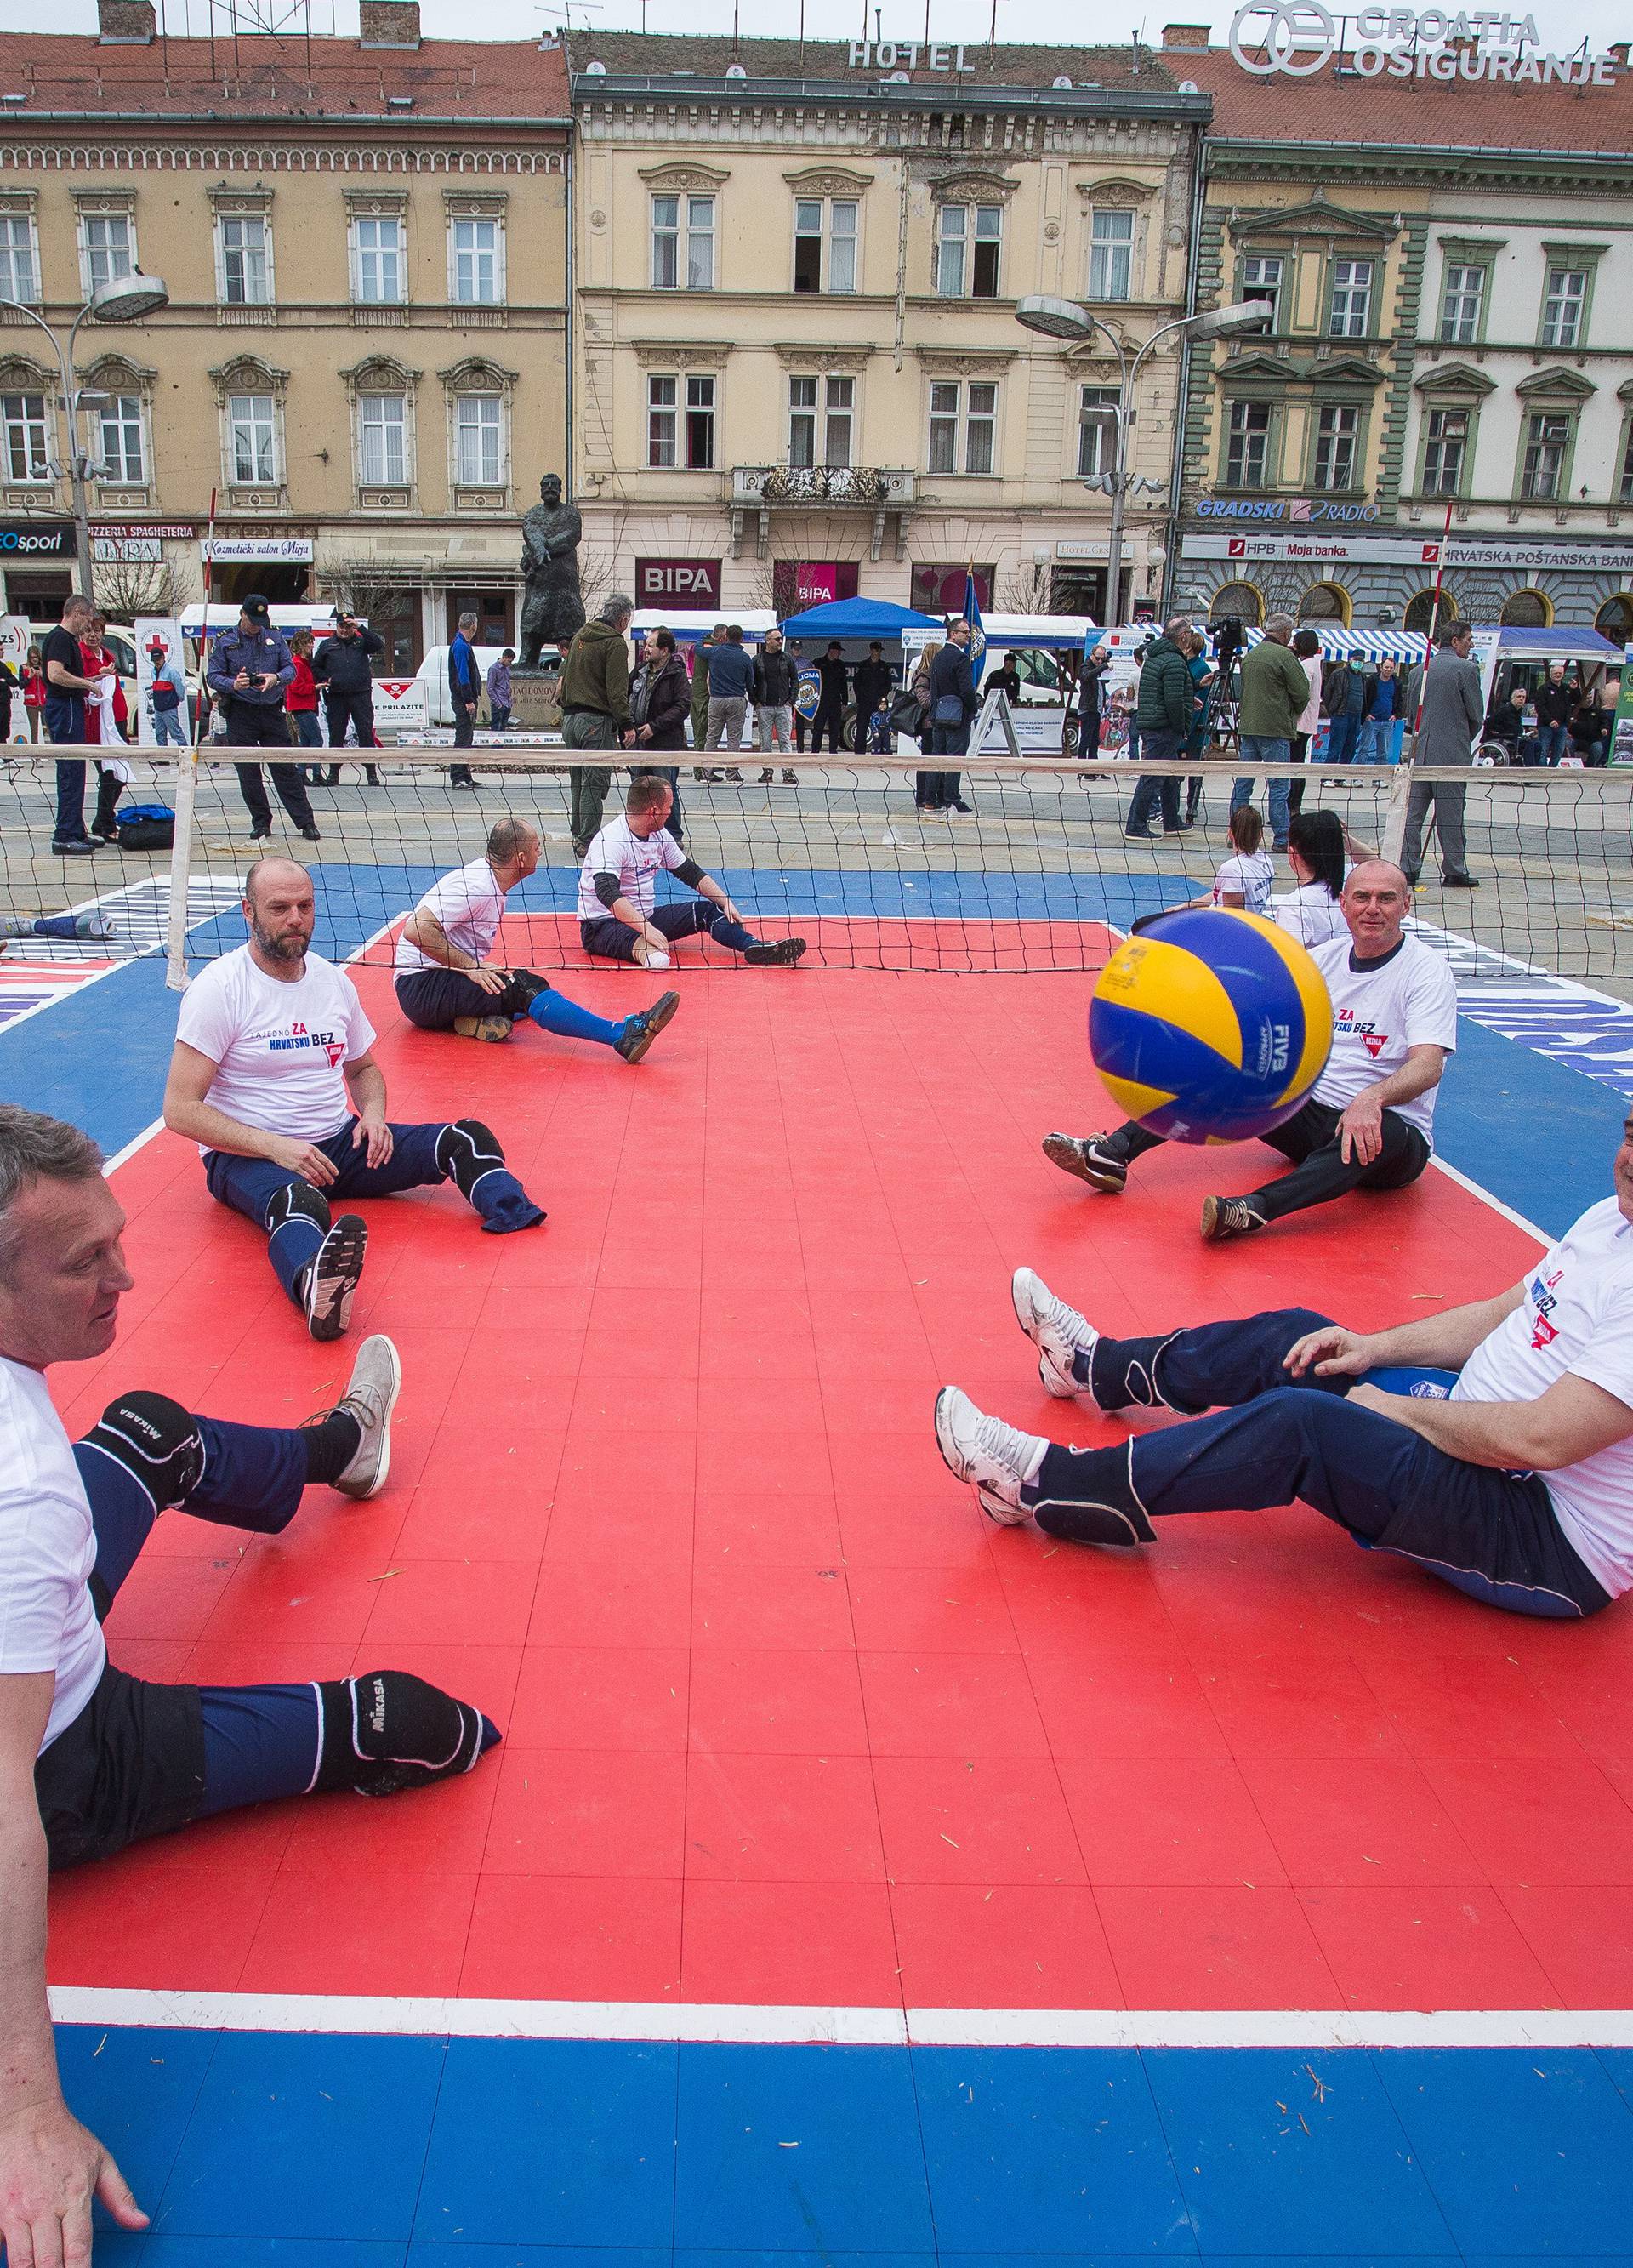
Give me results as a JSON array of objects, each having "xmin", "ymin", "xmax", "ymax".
[
  {"xmin": 44, "ymin": 1987, "xmax": 1633, "ymax": 2050},
  {"xmin": 1429, "ymin": 1154, "xmax": 1550, "ymax": 1246}
]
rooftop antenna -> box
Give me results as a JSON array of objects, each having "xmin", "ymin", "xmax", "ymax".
[
  {"xmin": 536, "ymin": 0, "xmax": 604, "ymax": 48},
  {"xmin": 988, "ymin": 0, "xmax": 997, "ymax": 51}
]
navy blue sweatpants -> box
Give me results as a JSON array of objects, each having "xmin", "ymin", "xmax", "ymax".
[{"xmin": 1033, "ymin": 1306, "xmax": 1611, "ymax": 1619}]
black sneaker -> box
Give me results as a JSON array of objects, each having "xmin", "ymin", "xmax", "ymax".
[
  {"xmin": 1443, "ymin": 872, "xmax": 1480, "ymax": 889},
  {"xmin": 1042, "ymin": 1132, "xmax": 1128, "ymax": 1194},
  {"xmin": 300, "ymin": 826, "xmax": 321, "ymax": 842},
  {"xmin": 743, "ymin": 937, "xmax": 808, "ymax": 967},
  {"xmin": 300, "ymin": 1213, "xmax": 368, "ymax": 1342},
  {"xmin": 615, "ymin": 989, "xmax": 680, "ymax": 1063},
  {"xmin": 1200, "ymin": 1194, "xmax": 1268, "ymax": 1243},
  {"xmin": 52, "ymin": 837, "xmax": 97, "ymax": 856}
]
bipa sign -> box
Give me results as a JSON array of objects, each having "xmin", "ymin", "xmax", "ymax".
[
  {"xmin": 1228, "ymin": 3, "xmax": 1622, "ymax": 83},
  {"xmin": 373, "ymin": 677, "xmax": 429, "ymax": 738},
  {"xmin": 635, "ymin": 556, "xmax": 722, "ymax": 607}
]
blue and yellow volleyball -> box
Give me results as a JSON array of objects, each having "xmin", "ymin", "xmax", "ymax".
[{"xmin": 1089, "ymin": 908, "xmax": 1333, "ymax": 1145}]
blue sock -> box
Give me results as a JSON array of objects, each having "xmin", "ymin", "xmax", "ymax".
[{"xmin": 527, "ymin": 987, "xmax": 625, "ymax": 1050}]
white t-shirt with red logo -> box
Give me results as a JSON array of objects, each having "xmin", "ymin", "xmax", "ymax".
[
  {"xmin": 1456, "ymin": 1195, "xmax": 1633, "ymax": 1597},
  {"xmin": 1310, "ymin": 935, "xmax": 1459, "ymax": 1142},
  {"xmin": 175, "ymin": 943, "xmax": 376, "ymax": 1146},
  {"xmin": 395, "ymin": 858, "xmax": 506, "ymax": 974}
]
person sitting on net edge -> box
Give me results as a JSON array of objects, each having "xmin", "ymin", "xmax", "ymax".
[
  {"xmin": 0, "ymin": 1105, "xmax": 500, "ymax": 2265},
  {"xmin": 396, "ymin": 816, "xmax": 679, "ymax": 1061},
  {"xmin": 578, "ymin": 773, "xmax": 806, "ymax": 970},
  {"xmin": 163, "ymin": 858, "xmax": 544, "ymax": 1343},
  {"xmin": 1043, "ymin": 860, "xmax": 1457, "ymax": 1242},
  {"xmin": 936, "ymin": 1109, "xmax": 1633, "ymax": 1623}
]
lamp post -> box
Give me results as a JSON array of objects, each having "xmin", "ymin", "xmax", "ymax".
[
  {"xmin": 0, "ymin": 271, "xmax": 170, "ymax": 602},
  {"xmin": 1015, "ymin": 295, "xmax": 1270, "ymax": 628}
]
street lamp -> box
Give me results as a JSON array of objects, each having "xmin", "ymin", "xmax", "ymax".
[
  {"xmin": 0, "ymin": 270, "xmax": 171, "ymax": 601},
  {"xmin": 1016, "ymin": 294, "xmax": 1270, "ymax": 627}
]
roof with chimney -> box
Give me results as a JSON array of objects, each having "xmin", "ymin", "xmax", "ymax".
[
  {"xmin": 1170, "ymin": 38, "xmax": 1633, "ymax": 158},
  {"xmin": 565, "ymin": 30, "xmax": 1191, "ymax": 102},
  {"xmin": 0, "ymin": 14, "xmax": 569, "ymax": 124}
]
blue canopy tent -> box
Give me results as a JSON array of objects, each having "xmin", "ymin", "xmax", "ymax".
[{"xmin": 777, "ymin": 596, "xmax": 938, "ymax": 642}]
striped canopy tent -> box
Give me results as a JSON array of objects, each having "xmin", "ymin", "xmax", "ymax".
[{"xmin": 1238, "ymin": 623, "xmax": 1624, "ymax": 665}]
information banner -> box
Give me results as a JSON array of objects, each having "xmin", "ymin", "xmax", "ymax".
[
  {"xmin": 1613, "ymin": 643, "xmax": 1633, "ymax": 766},
  {"xmin": 134, "ymin": 615, "xmax": 185, "ymax": 749}
]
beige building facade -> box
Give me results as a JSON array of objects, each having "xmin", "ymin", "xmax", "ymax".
[
  {"xmin": 0, "ymin": 0, "xmax": 569, "ymax": 666},
  {"xmin": 566, "ymin": 35, "xmax": 1207, "ymax": 625}
]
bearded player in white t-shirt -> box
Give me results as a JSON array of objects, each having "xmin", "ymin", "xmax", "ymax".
[
  {"xmin": 163, "ymin": 858, "xmax": 545, "ymax": 1342},
  {"xmin": 1043, "ymin": 862, "xmax": 1458, "ymax": 1243},
  {"xmin": 937, "ymin": 1115, "xmax": 1633, "ymax": 1622},
  {"xmin": 0, "ymin": 1107, "xmax": 501, "ymax": 2267}
]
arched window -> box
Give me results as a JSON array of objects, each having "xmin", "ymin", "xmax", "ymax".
[
  {"xmin": 1403, "ymin": 586, "xmax": 1459, "ymax": 635},
  {"xmin": 1595, "ymin": 593, "xmax": 1633, "ymax": 646},
  {"xmin": 1297, "ymin": 580, "xmax": 1351, "ymax": 625},
  {"xmin": 1500, "ymin": 586, "xmax": 1553, "ymax": 627},
  {"xmin": 1208, "ymin": 579, "xmax": 1264, "ymax": 626}
]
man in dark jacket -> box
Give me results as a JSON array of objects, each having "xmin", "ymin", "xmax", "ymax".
[
  {"xmin": 1125, "ymin": 617, "xmax": 1194, "ymax": 838},
  {"xmin": 1077, "ymin": 644, "xmax": 1110, "ymax": 759},
  {"xmin": 811, "ymin": 641, "xmax": 850, "ymax": 755},
  {"xmin": 447, "ymin": 610, "xmax": 481, "ymax": 789},
  {"xmin": 629, "ymin": 624, "xmax": 691, "ymax": 842},
  {"xmin": 1401, "ymin": 620, "xmax": 1483, "ymax": 888},
  {"xmin": 703, "ymin": 623, "xmax": 755, "ymax": 774},
  {"xmin": 926, "ymin": 620, "xmax": 978, "ymax": 816},
  {"xmin": 312, "ymin": 611, "xmax": 384, "ymax": 786},
  {"xmin": 560, "ymin": 593, "xmax": 634, "ymax": 855},
  {"xmin": 1533, "ymin": 662, "xmax": 1576, "ymax": 768},
  {"xmin": 753, "ymin": 625, "xmax": 799, "ymax": 784},
  {"xmin": 851, "ymin": 641, "xmax": 894, "ymax": 754},
  {"xmin": 206, "ymin": 595, "xmax": 317, "ymax": 842}
]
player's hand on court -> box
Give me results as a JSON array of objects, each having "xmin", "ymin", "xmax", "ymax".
[
  {"xmin": 266, "ymin": 1134, "xmax": 339, "ymax": 1187},
  {"xmin": 353, "ymin": 1114, "xmax": 394, "ymax": 1168},
  {"xmin": 1337, "ymin": 1095, "xmax": 1385, "ymax": 1165},
  {"xmin": 1345, "ymin": 1382, "xmax": 1408, "ymax": 1424},
  {"xmin": 1284, "ymin": 1325, "xmax": 1374, "ymax": 1378},
  {"xmin": 470, "ymin": 965, "xmax": 509, "ymax": 995},
  {"xmin": 0, "ymin": 2097, "xmax": 150, "ymax": 2267}
]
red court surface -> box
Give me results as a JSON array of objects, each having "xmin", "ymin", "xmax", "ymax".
[{"xmin": 44, "ymin": 959, "xmax": 1633, "ymax": 2019}]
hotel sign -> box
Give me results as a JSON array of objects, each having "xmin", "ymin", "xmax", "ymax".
[{"xmin": 845, "ymin": 39, "xmax": 973, "ymax": 70}]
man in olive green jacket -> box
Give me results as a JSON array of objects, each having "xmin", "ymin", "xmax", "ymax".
[
  {"xmin": 1232, "ymin": 613, "xmax": 1309, "ymax": 848},
  {"xmin": 560, "ymin": 595, "xmax": 633, "ymax": 854}
]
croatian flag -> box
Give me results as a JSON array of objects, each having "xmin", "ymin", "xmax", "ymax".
[{"xmin": 963, "ymin": 565, "xmax": 987, "ymax": 688}]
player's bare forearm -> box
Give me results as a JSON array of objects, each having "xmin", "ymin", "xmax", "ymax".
[
  {"xmin": 1362, "ymin": 1284, "xmax": 1525, "ymax": 1370},
  {"xmin": 163, "ymin": 1089, "xmax": 287, "ymax": 1163},
  {"xmin": 1351, "ymin": 1367, "xmax": 1633, "ymax": 1473},
  {"xmin": 346, "ymin": 1061, "xmax": 388, "ymax": 1123},
  {"xmin": 403, "ymin": 912, "xmax": 476, "ymax": 973},
  {"xmin": 698, "ymin": 875, "xmax": 740, "ymax": 923},
  {"xmin": 1362, "ymin": 1046, "xmax": 1448, "ymax": 1113},
  {"xmin": 612, "ymin": 896, "xmax": 666, "ymax": 950},
  {"xmin": 0, "ymin": 1786, "xmax": 55, "ymax": 2130}
]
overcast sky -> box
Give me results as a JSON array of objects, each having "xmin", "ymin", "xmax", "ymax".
[{"xmin": 3, "ymin": 0, "xmax": 1626, "ymax": 59}]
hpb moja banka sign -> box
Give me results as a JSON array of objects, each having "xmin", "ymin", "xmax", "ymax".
[{"xmin": 1230, "ymin": 4, "xmax": 1622, "ymax": 83}]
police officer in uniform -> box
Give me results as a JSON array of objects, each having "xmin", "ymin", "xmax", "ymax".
[{"xmin": 206, "ymin": 595, "xmax": 319, "ymax": 842}]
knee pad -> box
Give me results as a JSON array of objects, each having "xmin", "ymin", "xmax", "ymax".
[
  {"xmin": 82, "ymin": 1390, "xmax": 205, "ymax": 1512},
  {"xmin": 505, "ymin": 968, "xmax": 552, "ymax": 1014},
  {"xmin": 436, "ymin": 1117, "xmax": 504, "ymax": 1201},
  {"xmin": 314, "ymin": 1670, "xmax": 492, "ymax": 1798},
  {"xmin": 266, "ymin": 1179, "xmax": 333, "ymax": 1239}
]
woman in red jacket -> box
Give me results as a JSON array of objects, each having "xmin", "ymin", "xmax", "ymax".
[{"xmin": 288, "ymin": 629, "xmax": 326, "ymax": 784}]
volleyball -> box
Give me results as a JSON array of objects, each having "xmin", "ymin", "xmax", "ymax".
[{"xmin": 1089, "ymin": 909, "xmax": 1333, "ymax": 1144}]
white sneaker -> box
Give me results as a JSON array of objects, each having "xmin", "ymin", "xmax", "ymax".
[
  {"xmin": 332, "ymin": 1334, "xmax": 402, "ymax": 1499},
  {"xmin": 934, "ymin": 1384, "xmax": 1047, "ymax": 1525},
  {"xmin": 1010, "ymin": 1266, "xmax": 1098, "ymax": 1400}
]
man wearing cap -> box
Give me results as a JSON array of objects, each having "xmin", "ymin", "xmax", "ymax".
[{"xmin": 206, "ymin": 595, "xmax": 319, "ymax": 843}]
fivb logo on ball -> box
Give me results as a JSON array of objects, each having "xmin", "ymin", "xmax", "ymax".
[{"xmin": 1226, "ymin": 3, "xmax": 1622, "ymax": 86}]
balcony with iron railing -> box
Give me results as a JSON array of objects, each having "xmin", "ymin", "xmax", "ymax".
[{"xmin": 730, "ymin": 462, "xmax": 917, "ymax": 559}]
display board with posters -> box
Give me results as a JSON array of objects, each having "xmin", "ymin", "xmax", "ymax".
[
  {"xmin": 373, "ymin": 675, "xmax": 430, "ymax": 738},
  {"xmin": 134, "ymin": 615, "xmax": 185, "ymax": 749},
  {"xmin": 1, "ymin": 614, "xmax": 30, "ymax": 740}
]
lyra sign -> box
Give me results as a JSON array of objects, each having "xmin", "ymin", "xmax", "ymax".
[{"xmin": 1228, "ymin": 4, "xmax": 1621, "ymax": 84}]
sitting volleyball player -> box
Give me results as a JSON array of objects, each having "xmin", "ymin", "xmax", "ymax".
[
  {"xmin": 395, "ymin": 816, "xmax": 680, "ymax": 1063},
  {"xmin": 1043, "ymin": 861, "xmax": 1457, "ymax": 1242},
  {"xmin": 580, "ymin": 773, "xmax": 807, "ymax": 969},
  {"xmin": 163, "ymin": 858, "xmax": 544, "ymax": 1342},
  {"xmin": 0, "ymin": 1107, "xmax": 498, "ymax": 2263},
  {"xmin": 933, "ymin": 1113, "xmax": 1633, "ymax": 1621}
]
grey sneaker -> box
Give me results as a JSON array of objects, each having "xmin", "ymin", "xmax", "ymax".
[
  {"xmin": 1200, "ymin": 1194, "xmax": 1268, "ymax": 1243},
  {"xmin": 615, "ymin": 989, "xmax": 680, "ymax": 1064},
  {"xmin": 933, "ymin": 1384, "xmax": 1047, "ymax": 1525},
  {"xmin": 302, "ymin": 1215, "xmax": 367, "ymax": 1342},
  {"xmin": 1042, "ymin": 1132, "xmax": 1128, "ymax": 1194},
  {"xmin": 331, "ymin": 1334, "xmax": 402, "ymax": 1500},
  {"xmin": 1010, "ymin": 1266, "xmax": 1098, "ymax": 1400}
]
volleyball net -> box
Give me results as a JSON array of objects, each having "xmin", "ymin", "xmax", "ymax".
[{"xmin": 1, "ymin": 747, "xmax": 1630, "ymax": 990}]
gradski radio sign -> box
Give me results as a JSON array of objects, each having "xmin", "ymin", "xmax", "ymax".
[{"xmin": 1229, "ymin": 5, "xmax": 1622, "ymax": 84}]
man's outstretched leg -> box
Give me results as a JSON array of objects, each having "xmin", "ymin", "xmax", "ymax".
[
  {"xmin": 202, "ymin": 1149, "xmax": 367, "ymax": 1342},
  {"xmin": 321, "ymin": 1114, "xmax": 546, "ymax": 1236},
  {"xmin": 1041, "ymin": 1120, "xmax": 1166, "ymax": 1194},
  {"xmin": 650, "ymin": 902, "xmax": 808, "ymax": 969},
  {"xmin": 395, "ymin": 965, "xmax": 680, "ymax": 1064}
]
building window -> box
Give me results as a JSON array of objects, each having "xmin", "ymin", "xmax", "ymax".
[
  {"xmin": 451, "ymin": 217, "xmax": 501, "ymax": 305},
  {"xmin": 793, "ymin": 199, "xmax": 858, "ymax": 294},
  {"xmin": 228, "ymin": 391, "xmax": 278, "ymax": 483},
  {"xmin": 647, "ymin": 373, "xmax": 713, "ymax": 467},
  {"xmin": 1209, "ymin": 580, "xmax": 1265, "ymax": 627},
  {"xmin": 1422, "ymin": 406, "xmax": 1469, "ymax": 497},
  {"xmin": 0, "ymin": 215, "xmax": 38, "ymax": 305},
  {"xmin": 1596, "ymin": 593, "xmax": 1633, "ymax": 643},
  {"xmin": 936, "ymin": 204, "xmax": 1001, "ymax": 299},
  {"xmin": 1312, "ymin": 403, "xmax": 1359, "ymax": 492},
  {"xmin": 1225, "ymin": 398, "xmax": 1271, "ymax": 488},
  {"xmin": 455, "ymin": 392, "xmax": 503, "ymax": 487},
  {"xmin": 359, "ymin": 392, "xmax": 407, "ymax": 486},
  {"xmin": 1, "ymin": 391, "xmax": 48, "ymax": 482},
  {"xmin": 1241, "ymin": 254, "xmax": 1282, "ymax": 329},
  {"xmin": 83, "ymin": 213, "xmax": 134, "ymax": 298},
  {"xmin": 686, "ymin": 374, "xmax": 716, "ymax": 468},
  {"xmin": 1440, "ymin": 263, "xmax": 1485, "ymax": 345},
  {"xmin": 1088, "ymin": 208, "xmax": 1134, "ymax": 302},
  {"xmin": 1078, "ymin": 384, "xmax": 1119, "ymax": 477},
  {"xmin": 927, "ymin": 379, "xmax": 996, "ymax": 474},
  {"xmin": 1522, "ymin": 411, "xmax": 1570, "ymax": 500},
  {"xmin": 652, "ymin": 196, "xmax": 714, "ymax": 290},
  {"xmin": 1404, "ymin": 586, "xmax": 1459, "ymax": 635},
  {"xmin": 1501, "ymin": 586, "xmax": 1553, "ymax": 627},
  {"xmin": 1298, "ymin": 580, "xmax": 1351, "ymax": 624},
  {"xmin": 788, "ymin": 374, "xmax": 854, "ymax": 468},
  {"xmin": 353, "ymin": 215, "xmax": 405, "ymax": 305},
  {"xmin": 97, "ymin": 395, "xmax": 145, "ymax": 485},
  {"xmin": 219, "ymin": 215, "xmax": 270, "ymax": 306},
  {"xmin": 1541, "ymin": 266, "xmax": 1587, "ymax": 350},
  {"xmin": 1621, "ymin": 424, "xmax": 1633, "ymax": 504},
  {"xmin": 1328, "ymin": 257, "xmax": 1373, "ymax": 339}
]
